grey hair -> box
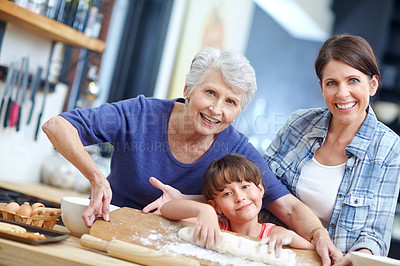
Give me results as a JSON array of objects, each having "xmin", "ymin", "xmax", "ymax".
[{"xmin": 185, "ymin": 47, "xmax": 257, "ymax": 110}]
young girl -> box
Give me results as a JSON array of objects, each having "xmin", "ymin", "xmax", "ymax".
[{"xmin": 160, "ymin": 154, "xmax": 314, "ymax": 255}]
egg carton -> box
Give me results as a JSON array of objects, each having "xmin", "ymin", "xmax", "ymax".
[{"xmin": 0, "ymin": 203, "xmax": 62, "ymax": 229}]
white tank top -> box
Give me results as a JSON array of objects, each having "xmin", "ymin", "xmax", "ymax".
[{"xmin": 297, "ymin": 157, "xmax": 345, "ymax": 228}]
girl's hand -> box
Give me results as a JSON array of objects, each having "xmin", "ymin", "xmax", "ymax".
[
  {"xmin": 192, "ymin": 205, "xmax": 221, "ymax": 250},
  {"xmin": 260, "ymin": 226, "xmax": 315, "ymax": 256},
  {"xmin": 142, "ymin": 177, "xmax": 184, "ymax": 214},
  {"xmin": 260, "ymin": 226, "xmax": 293, "ymax": 257}
]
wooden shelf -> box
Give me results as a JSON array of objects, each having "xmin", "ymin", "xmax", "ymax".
[{"xmin": 0, "ymin": 1, "xmax": 105, "ymax": 53}]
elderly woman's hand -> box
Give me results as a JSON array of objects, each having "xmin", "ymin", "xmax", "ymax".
[
  {"xmin": 82, "ymin": 177, "xmax": 112, "ymax": 227},
  {"xmin": 142, "ymin": 177, "xmax": 184, "ymax": 214}
]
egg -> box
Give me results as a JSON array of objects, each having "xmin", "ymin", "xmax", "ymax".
[
  {"xmin": 16, "ymin": 202, "xmax": 33, "ymax": 217},
  {"xmin": 5, "ymin": 202, "xmax": 20, "ymax": 213},
  {"xmin": 32, "ymin": 202, "xmax": 45, "ymax": 210}
]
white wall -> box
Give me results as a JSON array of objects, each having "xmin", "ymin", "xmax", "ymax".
[
  {"xmin": 0, "ymin": 24, "xmax": 67, "ymax": 183},
  {"xmin": 295, "ymin": 0, "xmax": 335, "ymax": 33}
]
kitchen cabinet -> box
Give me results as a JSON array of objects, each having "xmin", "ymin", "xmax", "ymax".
[{"xmin": 0, "ymin": 1, "xmax": 105, "ymax": 53}]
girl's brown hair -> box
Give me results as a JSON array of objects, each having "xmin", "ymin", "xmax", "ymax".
[
  {"xmin": 315, "ymin": 34, "xmax": 381, "ymax": 88},
  {"xmin": 202, "ymin": 154, "xmax": 263, "ymax": 201}
]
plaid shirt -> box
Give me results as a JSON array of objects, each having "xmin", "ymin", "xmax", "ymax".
[{"xmin": 264, "ymin": 107, "xmax": 400, "ymax": 255}]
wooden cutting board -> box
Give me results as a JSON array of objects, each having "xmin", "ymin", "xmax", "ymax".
[{"xmin": 90, "ymin": 207, "xmax": 321, "ymax": 265}]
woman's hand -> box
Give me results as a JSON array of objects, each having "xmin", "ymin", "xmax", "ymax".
[
  {"xmin": 82, "ymin": 177, "xmax": 112, "ymax": 227},
  {"xmin": 192, "ymin": 205, "xmax": 221, "ymax": 250},
  {"xmin": 312, "ymin": 229, "xmax": 343, "ymax": 265},
  {"xmin": 333, "ymin": 248, "xmax": 372, "ymax": 266},
  {"xmin": 43, "ymin": 116, "xmax": 113, "ymax": 228},
  {"xmin": 333, "ymin": 254, "xmax": 352, "ymax": 266},
  {"xmin": 142, "ymin": 177, "xmax": 184, "ymax": 214}
]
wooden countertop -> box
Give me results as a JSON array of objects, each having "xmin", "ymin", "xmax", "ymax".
[
  {"xmin": 90, "ymin": 207, "xmax": 322, "ymax": 265},
  {"xmin": 0, "ymin": 181, "xmax": 89, "ymax": 205},
  {"xmin": 0, "ymin": 182, "xmax": 135, "ymax": 265},
  {"xmin": 0, "ymin": 225, "xmax": 137, "ymax": 266},
  {"xmin": 0, "ymin": 182, "xmax": 322, "ymax": 265}
]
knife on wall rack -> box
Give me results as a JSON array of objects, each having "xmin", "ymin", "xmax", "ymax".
[
  {"xmin": 0, "ymin": 62, "xmax": 14, "ymax": 119},
  {"xmin": 9, "ymin": 56, "xmax": 29, "ymax": 131},
  {"xmin": 26, "ymin": 66, "xmax": 43, "ymax": 126},
  {"xmin": 34, "ymin": 41, "xmax": 55, "ymax": 141},
  {"xmin": 3, "ymin": 61, "xmax": 20, "ymax": 128},
  {"xmin": 15, "ymin": 56, "xmax": 30, "ymax": 131},
  {"xmin": 8, "ymin": 58, "xmax": 25, "ymax": 128}
]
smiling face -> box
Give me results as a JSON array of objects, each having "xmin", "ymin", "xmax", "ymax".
[
  {"xmin": 184, "ymin": 69, "xmax": 244, "ymax": 136},
  {"xmin": 209, "ymin": 180, "xmax": 264, "ymax": 225},
  {"xmin": 320, "ymin": 60, "xmax": 379, "ymax": 127}
]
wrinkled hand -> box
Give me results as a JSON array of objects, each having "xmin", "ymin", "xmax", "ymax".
[
  {"xmin": 193, "ymin": 205, "xmax": 221, "ymax": 250},
  {"xmin": 82, "ymin": 178, "xmax": 112, "ymax": 227},
  {"xmin": 333, "ymin": 253, "xmax": 352, "ymax": 266},
  {"xmin": 142, "ymin": 177, "xmax": 183, "ymax": 214},
  {"xmin": 259, "ymin": 226, "xmax": 292, "ymax": 257},
  {"xmin": 313, "ymin": 230, "xmax": 343, "ymax": 266}
]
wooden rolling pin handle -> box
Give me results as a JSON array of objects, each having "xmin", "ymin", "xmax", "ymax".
[
  {"xmin": 80, "ymin": 234, "xmax": 200, "ymax": 266},
  {"xmin": 80, "ymin": 234, "xmax": 109, "ymax": 252},
  {"xmin": 108, "ymin": 239, "xmax": 200, "ymax": 266}
]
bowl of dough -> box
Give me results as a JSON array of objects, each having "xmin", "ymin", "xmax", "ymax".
[{"xmin": 61, "ymin": 197, "xmax": 119, "ymax": 237}]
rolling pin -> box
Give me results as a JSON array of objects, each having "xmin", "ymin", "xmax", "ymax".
[{"xmin": 80, "ymin": 234, "xmax": 199, "ymax": 266}]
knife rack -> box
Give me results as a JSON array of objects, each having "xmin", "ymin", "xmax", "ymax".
[{"xmin": 0, "ymin": 65, "xmax": 56, "ymax": 93}]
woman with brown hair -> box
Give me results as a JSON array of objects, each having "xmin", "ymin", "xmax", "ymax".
[{"xmin": 264, "ymin": 34, "xmax": 400, "ymax": 265}]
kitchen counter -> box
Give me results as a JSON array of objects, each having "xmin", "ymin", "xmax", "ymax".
[
  {"xmin": 0, "ymin": 225, "xmax": 137, "ymax": 265},
  {"xmin": 0, "ymin": 182, "xmax": 129, "ymax": 265},
  {"xmin": 0, "ymin": 182, "xmax": 322, "ymax": 265},
  {"xmin": 0, "ymin": 181, "xmax": 89, "ymax": 205}
]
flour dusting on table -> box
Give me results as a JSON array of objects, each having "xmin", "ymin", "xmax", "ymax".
[
  {"xmin": 128, "ymin": 223, "xmax": 301, "ymax": 265},
  {"xmin": 161, "ymin": 241, "xmax": 269, "ymax": 265}
]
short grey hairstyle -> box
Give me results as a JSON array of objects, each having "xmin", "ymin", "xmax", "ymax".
[{"xmin": 185, "ymin": 47, "xmax": 257, "ymax": 110}]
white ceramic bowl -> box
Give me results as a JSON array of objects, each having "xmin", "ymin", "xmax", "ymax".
[
  {"xmin": 350, "ymin": 251, "xmax": 400, "ymax": 266},
  {"xmin": 60, "ymin": 197, "xmax": 119, "ymax": 237}
]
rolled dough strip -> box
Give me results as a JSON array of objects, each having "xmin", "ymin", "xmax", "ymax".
[
  {"xmin": 178, "ymin": 226, "xmax": 296, "ymax": 266},
  {"xmin": 0, "ymin": 221, "xmax": 26, "ymax": 233}
]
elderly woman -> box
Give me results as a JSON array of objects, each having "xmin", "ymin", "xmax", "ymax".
[
  {"xmin": 43, "ymin": 47, "xmax": 339, "ymax": 262},
  {"xmin": 264, "ymin": 34, "xmax": 400, "ymax": 265}
]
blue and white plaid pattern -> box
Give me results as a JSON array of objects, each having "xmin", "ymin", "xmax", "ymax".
[{"xmin": 264, "ymin": 107, "xmax": 400, "ymax": 256}]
